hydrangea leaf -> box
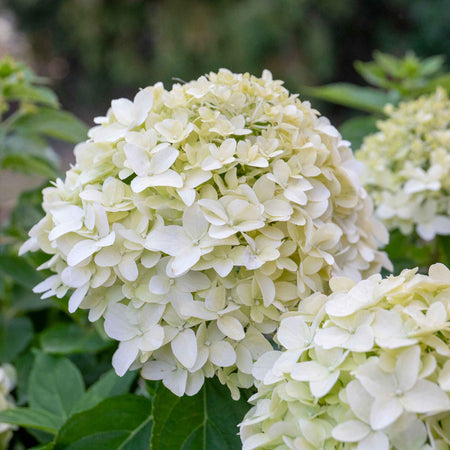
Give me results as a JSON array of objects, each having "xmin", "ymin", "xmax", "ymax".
[
  {"xmin": 151, "ymin": 379, "xmax": 249, "ymax": 450},
  {"xmin": 54, "ymin": 394, "xmax": 152, "ymax": 449},
  {"xmin": 28, "ymin": 353, "xmax": 84, "ymax": 421},
  {"xmin": 39, "ymin": 323, "xmax": 112, "ymax": 355},
  {"xmin": 0, "ymin": 317, "xmax": 33, "ymax": 363}
]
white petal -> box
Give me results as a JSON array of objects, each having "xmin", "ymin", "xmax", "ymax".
[
  {"xmin": 148, "ymin": 275, "xmax": 170, "ymax": 295},
  {"xmin": 401, "ymin": 379, "xmax": 450, "ymax": 413},
  {"xmin": 201, "ymin": 156, "xmax": 222, "ymax": 171},
  {"xmin": 68, "ymin": 283, "xmax": 90, "ymax": 313},
  {"xmin": 213, "ymin": 259, "xmax": 233, "ymax": 277},
  {"xmin": 130, "ymin": 176, "xmax": 154, "ymax": 193},
  {"xmin": 67, "ymin": 239, "xmax": 99, "ymax": 266},
  {"xmin": 176, "ymin": 271, "xmax": 210, "ymax": 292},
  {"xmin": 209, "ymin": 340, "xmax": 236, "ymax": 367},
  {"xmin": 169, "ymin": 247, "xmax": 201, "ymax": 277},
  {"xmin": 183, "ymin": 204, "xmax": 209, "ymax": 241},
  {"xmin": 177, "ymin": 188, "xmax": 196, "ymax": 206},
  {"xmin": 314, "ymin": 327, "xmax": 348, "ymax": 349},
  {"xmin": 252, "ymin": 351, "xmax": 281, "ymax": 382},
  {"xmin": 118, "ymin": 255, "xmax": 139, "ymax": 281},
  {"xmin": 146, "ymin": 225, "xmax": 191, "ymax": 255},
  {"xmin": 277, "ymin": 316, "xmax": 310, "ymax": 350},
  {"xmin": 439, "ymin": 361, "xmax": 450, "ymax": 391},
  {"xmin": 94, "ymin": 247, "xmax": 122, "ymax": 267},
  {"xmin": 133, "ymin": 89, "xmax": 154, "ymax": 124},
  {"xmin": 197, "ymin": 199, "xmax": 228, "ymax": 225},
  {"xmin": 141, "ymin": 326, "xmax": 165, "ymax": 351},
  {"xmin": 255, "ymin": 272, "xmax": 275, "ymax": 307},
  {"xmin": 149, "ymin": 146, "xmax": 179, "ymax": 174},
  {"xmin": 124, "ymin": 143, "xmax": 149, "ymax": 177},
  {"xmin": 171, "ymin": 329, "xmax": 198, "ymax": 369},
  {"xmin": 163, "ymin": 368, "xmax": 188, "ymax": 397},
  {"xmin": 88, "ymin": 123, "xmax": 126, "ymax": 142},
  {"xmin": 309, "ymin": 371, "xmax": 340, "ymax": 397},
  {"xmin": 141, "ymin": 361, "xmax": 173, "ymax": 380},
  {"xmin": 112, "ymin": 339, "xmax": 140, "ymax": 376},
  {"xmin": 346, "ymin": 380, "xmax": 372, "ymax": 423},
  {"xmin": 217, "ymin": 316, "xmax": 245, "ymax": 341},
  {"xmin": 236, "ymin": 345, "xmax": 253, "ymax": 374},
  {"xmin": 141, "ymin": 251, "xmax": 161, "ymax": 269},
  {"xmin": 358, "ymin": 432, "xmax": 389, "ymax": 450},
  {"xmin": 145, "ymin": 171, "xmax": 183, "ymax": 188},
  {"xmin": 61, "ymin": 266, "xmax": 91, "ymax": 288},
  {"xmin": 111, "ymin": 98, "xmax": 135, "ymax": 126},
  {"xmin": 396, "ymin": 346, "xmax": 420, "ymax": 392},
  {"xmin": 33, "ymin": 275, "xmax": 58, "ymax": 294},
  {"xmin": 370, "ymin": 397, "xmax": 403, "ymax": 430},
  {"xmin": 332, "ymin": 420, "xmax": 371, "ymax": 442},
  {"xmin": 185, "ymin": 371, "xmax": 204, "ymax": 396},
  {"xmin": 345, "ymin": 325, "xmax": 374, "ymax": 352},
  {"xmin": 104, "ymin": 304, "xmax": 138, "ymax": 341}
]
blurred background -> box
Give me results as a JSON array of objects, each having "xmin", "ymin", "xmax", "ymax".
[{"xmin": 1, "ymin": 0, "xmax": 449, "ymax": 220}]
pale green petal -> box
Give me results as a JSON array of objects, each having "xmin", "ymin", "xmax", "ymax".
[{"xmin": 332, "ymin": 420, "xmax": 371, "ymax": 442}]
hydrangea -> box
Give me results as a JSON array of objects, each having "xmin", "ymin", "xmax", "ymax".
[
  {"xmin": 21, "ymin": 69, "xmax": 390, "ymax": 398},
  {"xmin": 240, "ymin": 263, "xmax": 450, "ymax": 449},
  {"xmin": 0, "ymin": 364, "xmax": 16, "ymax": 449},
  {"xmin": 357, "ymin": 88, "xmax": 450, "ymax": 241}
]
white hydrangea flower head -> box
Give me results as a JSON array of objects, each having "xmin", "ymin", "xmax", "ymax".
[
  {"xmin": 0, "ymin": 364, "xmax": 16, "ymax": 449},
  {"xmin": 240, "ymin": 263, "xmax": 450, "ymax": 449},
  {"xmin": 357, "ymin": 88, "xmax": 450, "ymax": 241},
  {"xmin": 22, "ymin": 69, "xmax": 390, "ymax": 398}
]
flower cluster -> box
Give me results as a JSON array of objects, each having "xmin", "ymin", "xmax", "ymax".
[
  {"xmin": 22, "ymin": 69, "xmax": 389, "ymax": 398},
  {"xmin": 0, "ymin": 364, "xmax": 16, "ymax": 450},
  {"xmin": 357, "ymin": 88, "xmax": 450, "ymax": 241},
  {"xmin": 240, "ymin": 263, "xmax": 450, "ymax": 449}
]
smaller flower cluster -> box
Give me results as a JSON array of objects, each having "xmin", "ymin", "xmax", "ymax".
[
  {"xmin": 0, "ymin": 364, "xmax": 16, "ymax": 450},
  {"xmin": 240, "ymin": 264, "xmax": 450, "ymax": 450},
  {"xmin": 357, "ymin": 88, "xmax": 450, "ymax": 241}
]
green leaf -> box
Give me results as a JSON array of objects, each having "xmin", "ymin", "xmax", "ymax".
[
  {"xmin": 1, "ymin": 153, "xmax": 57, "ymax": 177},
  {"xmin": 71, "ymin": 370, "xmax": 137, "ymax": 415},
  {"xmin": 427, "ymin": 74, "xmax": 450, "ymax": 93},
  {"xmin": 354, "ymin": 60, "xmax": 390, "ymax": 88},
  {"xmin": 305, "ymin": 83, "xmax": 396, "ymax": 113},
  {"xmin": 39, "ymin": 323, "xmax": 112, "ymax": 355},
  {"xmin": 5, "ymin": 83, "xmax": 59, "ymax": 107},
  {"xmin": 339, "ymin": 116, "xmax": 378, "ymax": 150},
  {"xmin": 15, "ymin": 351, "xmax": 35, "ymax": 405},
  {"xmin": 54, "ymin": 394, "xmax": 153, "ymax": 450},
  {"xmin": 420, "ymin": 55, "xmax": 445, "ymax": 77},
  {"xmin": 9, "ymin": 285, "xmax": 52, "ymax": 315},
  {"xmin": 14, "ymin": 108, "xmax": 88, "ymax": 142},
  {"xmin": 30, "ymin": 444, "xmax": 55, "ymax": 450},
  {"xmin": 151, "ymin": 379, "xmax": 250, "ymax": 450},
  {"xmin": 2, "ymin": 132, "xmax": 60, "ymax": 172},
  {"xmin": 0, "ymin": 408, "xmax": 61, "ymax": 434},
  {"xmin": 0, "ymin": 317, "xmax": 33, "ymax": 363},
  {"xmin": 8, "ymin": 187, "xmax": 45, "ymax": 239},
  {"xmin": 0, "ymin": 254, "xmax": 42, "ymax": 289},
  {"xmin": 28, "ymin": 353, "xmax": 85, "ymax": 422}
]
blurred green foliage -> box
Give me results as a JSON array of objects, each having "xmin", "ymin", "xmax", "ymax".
[
  {"xmin": 6, "ymin": 0, "xmax": 450, "ymax": 117},
  {"xmin": 0, "ymin": 57, "xmax": 87, "ymax": 178},
  {"xmin": 308, "ymin": 51, "xmax": 450, "ymax": 148}
]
